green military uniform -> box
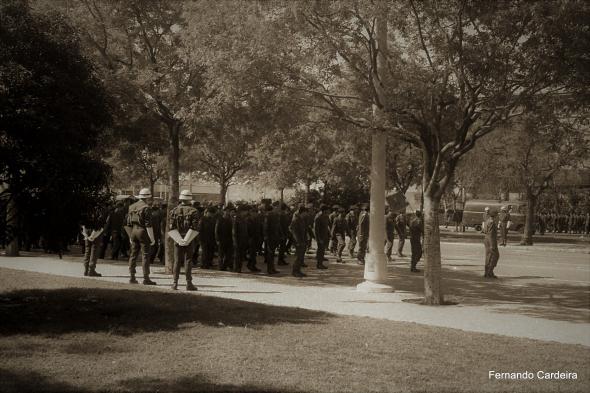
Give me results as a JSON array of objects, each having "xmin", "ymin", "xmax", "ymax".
[
  {"xmin": 345, "ymin": 206, "xmax": 359, "ymax": 257},
  {"xmin": 289, "ymin": 206, "xmax": 308, "ymax": 277},
  {"xmin": 394, "ymin": 213, "xmax": 407, "ymax": 257},
  {"xmin": 313, "ymin": 207, "xmax": 330, "ymax": 269},
  {"xmin": 409, "ymin": 212, "xmax": 423, "ymax": 272},
  {"xmin": 331, "ymin": 209, "xmax": 347, "ymax": 263},
  {"xmin": 385, "ymin": 211, "xmax": 396, "ymax": 262},
  {"xmin": 232, "ymin": 205, "xmax": 250, "ymax": 273},
  {"xmin": 483, "ymin": 214, "xmax": 499, "ymax": 278},
  {"xmin": 263, "ymin": 205, "xmax": 282, "ymax": 274},
  {"xmin": 498, "ymin": 208, "xmax": 511, "ymax": 246},
  {"xmin": 169, "ymin": 201, "xmax": 199, "ymax": 290},
  {"xmin": 215, "ymin": 207, "xmax": 234, "ymax": 271},
  {"xmin": 356, "ymin": 206, "xmax": 370, "ymax": 264},
  {"xmin": 82, "ymin": 204, "xmax": 108, "ymax": 277},
  {"xmin": 127, "ymin": 195, "xmax": 156, "ymax": 285}
]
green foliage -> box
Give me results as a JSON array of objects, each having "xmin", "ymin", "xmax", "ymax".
[{"xmin": 0, "ymin": 0, "xmax": 112, "ymax": 248}]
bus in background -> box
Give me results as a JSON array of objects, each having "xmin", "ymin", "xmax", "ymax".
[{"xmin": 462, "ymin": 200, "xmax": 527, "ymax": 232}]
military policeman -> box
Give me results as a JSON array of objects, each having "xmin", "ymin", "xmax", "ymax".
[
  {"xmin": 356, "ymin": 203, "xmax": 370, "ymax": 265},
  {"xmin": 289, "ymin": 204, "xmax": 308, "ymax": 277},
  {"xmin": 409, "ymin": 210, "xmax": 423, "ymax": 272},
  {"xmin": 313, "ymin": 204, "xmax": 331, "ymax": 269},
  {"xmin": 81, "ymin": 202, "xmax": 109, "ymax": 277},
  {"xmin": 169, "ymin": 190, "xmax": 199, "ymax": 291},
  {"xmin": 126, "ymin": 188, "xmax": 157, "ymax": 285},
  {"xmin": 483, "ymin": 208, "xmax": 500, "ymax": 278}
]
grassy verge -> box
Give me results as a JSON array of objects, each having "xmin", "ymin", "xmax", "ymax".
[{"xmin": 0, "ymin": 267, "xmax": 588, "ymax": 392}]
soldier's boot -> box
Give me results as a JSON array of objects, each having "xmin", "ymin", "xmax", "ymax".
[
  {"xmin": 129, "ymin": 275, "xmax": 138, "ymax": 284},
  {"xmin": 83, "ymin": 264, "xmax": 89, "ymax": 276},
  {"xmin": 292, "ymin": 270, "xmax": 306, "ymax": 278},
  {"xmin": 88, "ymin": 268, "xmax": 102, "ymax": 277},
  {"xmin": 186, "ymin": 282, "xmax": 197, "ymax": 291},
  {"xmin": 171, "ymin": 281, "xmax": 178, "ymax": 290},
  {"xmin": 143, "ymin": 277, "xmax": 157, "ymax": 285},
  {"xmin": 316, "ymin": 261, "xmax": 328, "ymax": 269}
]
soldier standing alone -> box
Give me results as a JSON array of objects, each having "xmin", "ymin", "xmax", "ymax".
[
  {"xmin": 169, "ymin": 190, "xmax": 198, "ymax": 291},
  {"xmin": 126, "ymin": 188, "xmax": 156, "ymax": 285},
  {"xmin": 483, "ymin": 209, "xmax": 500, "ymax": 278}
]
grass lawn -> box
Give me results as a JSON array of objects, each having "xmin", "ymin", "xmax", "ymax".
[{"xmin": 0, "ymin": 267, "xmax": 588, "ymax": 393}]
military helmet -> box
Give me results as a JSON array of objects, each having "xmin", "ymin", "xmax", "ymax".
[
  {"xmin": 137, "ymin": 188, "xmax": 152, "ymax": 199},
  {"xmin": 179, "ymin": 190, "xmax": 193, "ymax": 201}
]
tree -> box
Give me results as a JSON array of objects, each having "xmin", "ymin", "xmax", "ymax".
[
  {"xmin": 1, "ymin": 0, "xmax": 112, "ymax": 255},
  {"xmin": 43, "ymin": 0, "xmax": 208, "ymax": 272},
  {"xmin": 268, "ymin": 0, "xmax": 589, "ymax": 303}
]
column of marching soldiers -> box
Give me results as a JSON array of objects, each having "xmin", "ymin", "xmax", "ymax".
[{"xmin": 81, "ymin": 188, "xmax": 425, "ymax": 291}]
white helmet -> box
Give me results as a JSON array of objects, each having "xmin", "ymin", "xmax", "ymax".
[
  {"xmin": 179, "ymin": 189, "xmax": 193, "ymax": 200},
  {"xmin": 137, "ymin": 188, "xmax": 152, "ymax": 199}
]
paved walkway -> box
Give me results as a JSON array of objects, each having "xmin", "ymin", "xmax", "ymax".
[{"xmin": 1, "ymin": 245, "xmax": 589, "ymax": 347}]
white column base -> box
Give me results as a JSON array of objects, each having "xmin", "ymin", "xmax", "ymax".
[{"xmin": 356, "ymin": 280, "xmax": 394, "ymax": 293}]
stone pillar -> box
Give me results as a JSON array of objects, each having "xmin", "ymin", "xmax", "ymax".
[{"xmin": 357, "ymin": 129, "xmax": 393, "ymax": 293}]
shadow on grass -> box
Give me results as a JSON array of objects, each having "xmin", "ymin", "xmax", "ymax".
[
  {"xmin": 0, "ymin": 368, "xmax": 88, "ymax": 393},
  {"xmin": 120, "ymin": 376, "xmax": 300, "ymax": 393},
  {"xmin": 0, "ymin": 287, "xmax": 332, "ymax": 337}
]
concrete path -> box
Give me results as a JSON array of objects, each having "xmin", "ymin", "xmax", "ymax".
[{"xmin": 1, "ymin": 243, "xmax": 589, "ymax": 347}]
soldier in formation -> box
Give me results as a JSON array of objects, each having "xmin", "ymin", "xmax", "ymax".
[
  {"xmin": 483, "ymin": 208, "xmax": 500, "ymax": 279},
  {"xmin": 313, "ymin": 204, "xmax": 330, "ymax": 269}
]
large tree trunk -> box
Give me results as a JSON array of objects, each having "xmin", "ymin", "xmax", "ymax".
[
  {"xmin": 520, "ymin": 189, "xmax": 536, "ymax": 246},
  {"xmin": 219, "ymin": 182, "xmax": 228, "ymax": 205},
  {"xmin": 165, "ymin": 121, "xmax": 181, "ymax": 274},
  {"xmin": 5, "ymin": 196, "xmax": 19, "ymax": 257},
  {"xmin": 423, "ymin": 193, "xmax": 444, "ymax": 305},
  {"xmin": 279, "ymin": 187, "xmax": 284, "ymax": 203}
]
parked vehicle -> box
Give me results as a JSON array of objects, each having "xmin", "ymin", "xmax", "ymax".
[{"xmin": 462, "ymin": 200, "xmax": 527, "ymax": 232}]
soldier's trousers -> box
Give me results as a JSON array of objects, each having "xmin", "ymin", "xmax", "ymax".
[
  {"xmin": 348, "ymin": 233, "xmax": 357, "ymax": 256},
  {"xmin": 335, "ymin": 234, "xmax": 346, "ymax": 260},
  {"xmin": 265, "ymin": 241, "xmax": 278, "ymax": 272},
  {"xmin": 278, "ymin": 237, "xmax": 287, "ymax": 263},
  {"xmin": 218, "ymin": 242, "xmax": 233, "ymax": 270},
  {"xmin": 248, "ymin": 238, "xmax": 259, "ymax": 267},
  {"xmin": 234, "ymin": 244, "xmax": 248, "ymax": 272},
  {"xmin": 200, "ymin": 242, "xmax": 215, "ymax": 268},
  {"xmin": 385, "ymin": 236, "xmax": 395, "ymax": 260},
  {"xmin": 110, "ymin": 230, "xmax": 122, "ymax": 260},
  {"xmin": 306, "ymin": 228, "xmax": 314, "ymax": 251},
  {"xmin": 329, "ymin": 234, "xmax": 337, "ymax": 254},
  {"xmin": 397, "ymin": 234, "xmax": 405, "ymax": 255},
  {"xmin": 484, "ymin": 237, "xmax": 499, "ymax": 275},
  {"xmin": 357, "ymin": 236, "xmax": 368, "ymax": 262},
  {"xmin": 83, "ymin": 234, "xmax": 102, "ymax": 271},
  {"xmin": 293, "ymin": 242, "xmax": 306, "ymax": 273},
  {"xmin": 173, "ymin": 243, "xmax": 194, "ymax": 283},
  {"xmin": 499, "ymin": 224, "xmax": 508, "ymax": 245},
  {"xmin": 149, "ymin": 236, "xmax": 161, "ymax": 264},
  {"xmin": 316, "ymin": 241, "xmax": 327, "ymax": 265},
  {"xmin": 410, "ymin": 236, "xmax": 422, "ymax": 269},
  {"xmin": 129, "ymin": 227, "xmax": 151, "ymax": 278}
]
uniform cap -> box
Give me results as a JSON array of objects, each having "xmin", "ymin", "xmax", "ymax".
[
  {"xmin": 224, "ymin": 203, "xmax": 236, "ymax": 211},
  {"xmin": 484, "ymin": 207, "xmax": 490, "ymax": 211},
  {"xmin": 137, "ymin": 188, "xmax": 152, "ymax": 199},
  {"xmin": 320, "ymin": 204, "xmax": 330, "ymax": 211},
  {"xmin": 179, "ymin": 190, "xmax": 193, "ymax": 201}
]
